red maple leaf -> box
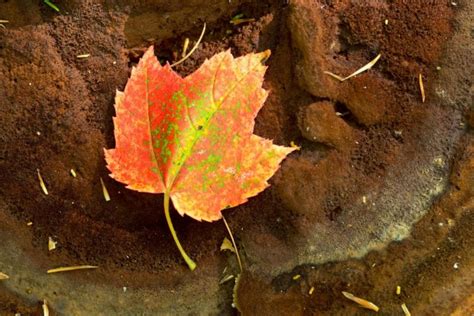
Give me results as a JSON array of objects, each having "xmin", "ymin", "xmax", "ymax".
[{"xmin": 105, "ymin": 47, "xmax": 296, "ymax": 270}]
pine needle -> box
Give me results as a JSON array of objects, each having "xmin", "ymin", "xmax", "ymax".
[
  {"xmin": 43, "ymin": 0, "xmax": 60, "ymax": 12},
  {"xmin": 230, "ymin": 18, "xmax": 255, "ymax": 26},
  {"xmin": 418, "ymin": 73, "xmax": 426, "ymax": 102},
  {"xmin": 342, "ymin": 291, "xmax": 380, "ymax": 312},
  {"xmin": 76, "ymin": 54, "xmax": 90, "ymax": 59},
  {"xmin": 171, "ymin": 23, "xmax": 206, "ymax": 68},
  {"xmin": 100, "ymin": 177, "xmax": 111, "ymax": 202},
  {"xmin": 181, "ymin": 38, "xmax": 190, "ymax": 58},
  {"xmin": 401, "ymin": 303, "xmax": 411, "ymax": 316},
  {"xmin": 0, "ymin": 20, "xmax": 9, "ymax": 23},
  {"xmin": 42, "ymin": 299, "xmax": 50, "ymax": 316},
  {"xmin": 37, "ymin": 169, "xmax": 49, "ymax": 195},
  {"xmin": 232, "ymin": 13, "xmax": 245, "ymax": 20},
  {"xmin": 325, "ymin": 53, "xmax": 381, "ymax": 82},
  {"xmin": 70, "ymin": 169, "xmax": 77, "ymax": 177},
  {"xmin": 230, "ymin": 13, "xmax": 255, "ymax": 26},
  {"xmin": 219, "ymin": 274, "xmax": 235, "ymax": 284},
  {"xmin": 47, "ymin": 265, "xmax": 98, "ymax": 274},
  {"xmin": 0, "ymin": 272, "xmax": 9, "ymax": 280},
  {"xmin": 222, "ymin": 214, "xmax": 243, "ymax": 272}
]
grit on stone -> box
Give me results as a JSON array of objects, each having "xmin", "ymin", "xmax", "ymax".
[{"xmin": 0, "ymin": 0, "xmax": 472, "ymax": 314}]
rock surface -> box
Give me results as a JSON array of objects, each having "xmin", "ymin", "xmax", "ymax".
[{"xmin": 0, "ymin": 0, "xmax": 472, "ymax": 314}]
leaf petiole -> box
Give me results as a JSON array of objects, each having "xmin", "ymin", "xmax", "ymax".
[{"xmin": 163, "ymin": 191, "xmax": 197, "ymax": 271}]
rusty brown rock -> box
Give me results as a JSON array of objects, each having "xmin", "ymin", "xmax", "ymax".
[
  {"xmin": 0, "ymin": 0, "xmax": 471, "ymax": 314},
  {"xmin": 274, "ymin": 152, "xmax": 354, "ymax": 221},
  {"xmin": 287, "ymin": 0, "xmax": 389, "ymax": 125},
  {"xmin": 298, "ymin": 101, "xmax": 355, "ymax": 149},
  {"xmin": 287, "ymin": 0, "xmax": 454, "ymax": 126},
  {"xmin": 468, "ymin": 109, "xmax": 474, "ymax": 129},
  {"xmin": 234, "ymin": 271, "xmax": 304, "ymax": 316}
]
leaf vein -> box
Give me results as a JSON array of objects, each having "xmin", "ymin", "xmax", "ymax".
[
  {"xmin": 145, "ymin": 67, "xmax": 165, "ymax": 188},
  {"xmin": 169, "ymin": 54, "xmax": 263, "ymax": 189}
]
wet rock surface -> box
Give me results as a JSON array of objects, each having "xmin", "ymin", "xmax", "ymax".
[
  {"xmin": 297, "ymin": 101, "xmax": 356, "ymax": 150},
  {"xmin": 0, "ymin": 0, "xmax": 472, "ymax": 314}
]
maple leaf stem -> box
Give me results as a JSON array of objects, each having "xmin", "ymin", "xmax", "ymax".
[{"xmin": 164, "ymin": 191, "xmax": 197, "ymax": 271}]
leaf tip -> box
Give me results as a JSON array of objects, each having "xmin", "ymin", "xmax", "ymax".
[
  {"xmin": 144, "ymin": 45, "xmax": 155, "ymax": 57},
  {"xmin": 138, "ymin": 46, "xmax": 161, "ymax": 69}
]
